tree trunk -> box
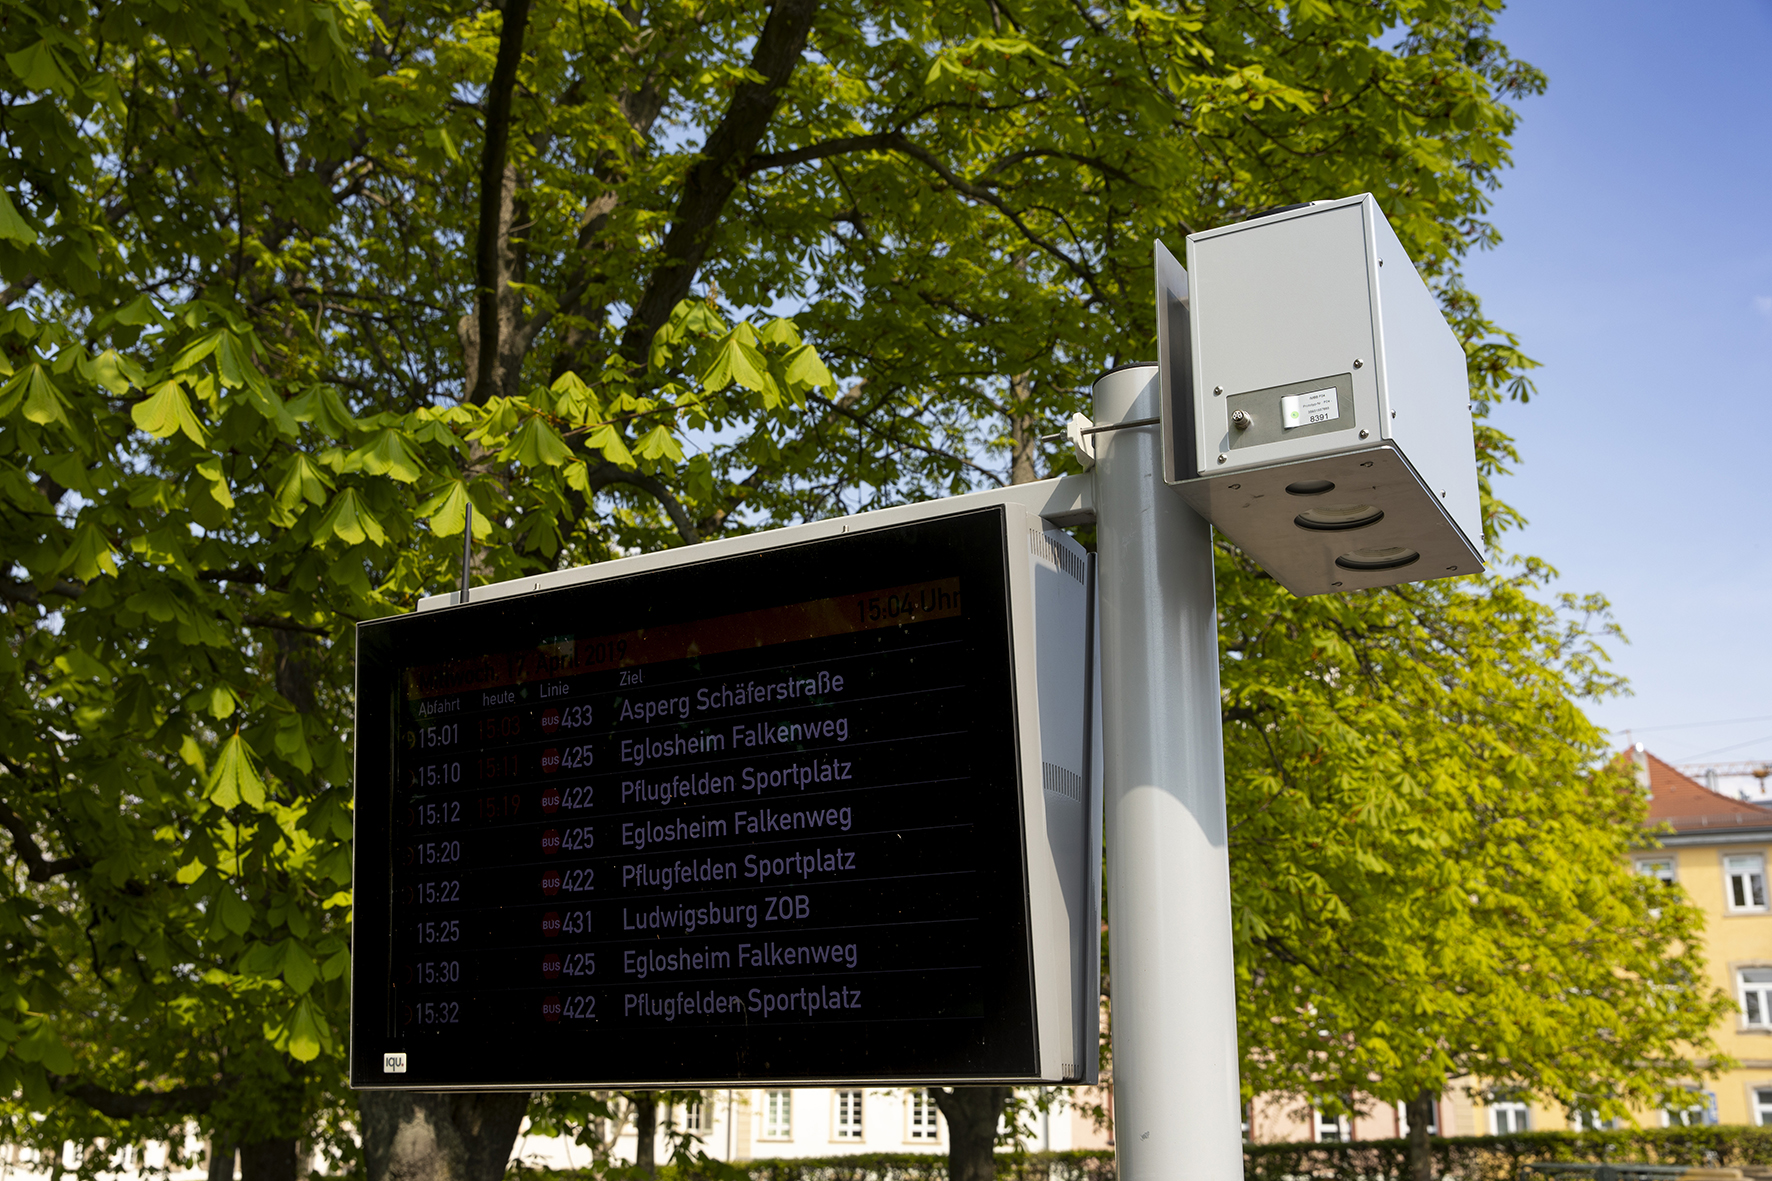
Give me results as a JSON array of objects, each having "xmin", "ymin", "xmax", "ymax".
[
  {"xmin": 631, "ymin": 1092, "xmax": 658, "ymax": 1177},
  {"xmin": 272, "ymin": 629, "xmax": 317, "ymax": 715},
  {"xmin": 933, "ymin": 1087, "xmax": 1009, "ymax": 1181},
  {"xmin": 208, "ymin": 1140, "xmax": 236, "ymax": 1181},
  {"xmin": 1404, "ymin": 1090, "xmax": 1436, "ymax": 1181},
  {"xmin": 239, "ymin": 1139, "xmax": 298, "ymax": 1181},
  {"xmin": 1007, "ymin": 372, "xmax": 1038, "ymax": 486},
  {"xmin": 466, "ymin": 0, "xmax": 533, "ymax": 405},
  {"xmin": 358, "ymin": 1092, "xmax": 529, "ymax": 1181}
]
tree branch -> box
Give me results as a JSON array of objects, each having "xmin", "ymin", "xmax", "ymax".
[
  {"xmin": 241, "ymin": 615, "xmax": 329, "ymax": 637},
  {"xmin": 0, "ymin": 796, "xmax": 91, "ymax": 882},
  {"xmin": 975, "ymin": 147, "xmax": 1137, "ymax": 186},
  {"xmin": 1, "ymin": 577, "xmax": 86, "ymax": 605},
  {"xmin": 809, "ymin": 388, "xmax": 1005, "ymax": 485},
  {"xmin": 887, "ymin": 138, "xmax": 1103, "ymax": 298},
  {"xmin": 469, "ymin": 0, "xmax": 534, "ymax": 404},
  {"xmin": 741, "ymin": 131, "xmax": 906, "ymax": 176},
  {"xmin": 619, "ymin": 0, "xmax": 819, "ymax": 366},
  {"xmin": 745, "ymin": 128, "xmax": 1108, "ymax": 297},
  {"xmin": 581, "ymin": 462, "xmax": 701, "ymax": 546},
  {"xmin": 198, "ymin": 566, "xmax": 265, "ymax": 585},
  {"xmin": 694, "ymin": 380, "xmax": 871, "ymax": 537},
  {"xmin": 1, "ymin": 274, "xmax": 38, "ymax": 307},
  {"xmin": 51, "ymin": 1078, "xmax": 219, "ymax": 1119}
]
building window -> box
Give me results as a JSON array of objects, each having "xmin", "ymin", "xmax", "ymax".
[
  {"xmin": 763, "ymin": 1090, "xmax": 792, "ymax": 1139},
  {"xmin": 1741, "ymin": 968, "xmax": 1772, "ymax": 1027},
  {"xmin": 1571, "ymin": 1109, "xmax": 1611, "ymax": 1132},
  {"xmin": 1664, "ymin": 1091, "xmax": 1717, "ymax": 1127},
  {"xmin": 1491, "ymin": 1102, "xmax": 1530, "ymax": 1134},
  {"xmin": 907, "ymin": 1089, "xmax": 940, "ymax": 1141},
  {"xmin": 1726, "ymin": 855, "xmax": 1768, "ymax": 912},
  {"xmin": 1755, "ymin": 1088, "xmax": 1772, "ymax": 1127},
  {"xmin": 1314, "ymin": 1110, "xmax": 1349, "ymax": 1143},
  {"xmin": 834, "ymin": 1091, "xmax": 864, "ymax": 1140},
  {"xmin": 1636, "ymin": 857, "xmax": 1675, "ymax": 884},
  {"xmin": 682, "ymin": 1098, "xmax": 704, "ymax": 1131}
]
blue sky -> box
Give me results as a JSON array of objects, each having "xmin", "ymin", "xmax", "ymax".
[{"xmin": 1458, "ymin": 0, "xmax": 1772, "ymax": 780}]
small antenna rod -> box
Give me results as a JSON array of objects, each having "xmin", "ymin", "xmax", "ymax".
[{"xmin": 460, "ymin": 502, "xmax": 473, "ymax": 605}]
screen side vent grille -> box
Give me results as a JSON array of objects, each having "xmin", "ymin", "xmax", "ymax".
[
  {"xmin": 1028, "ymin": 529, "xmax": 1085, "ymax": 584},
  {"xmin": 1042, "ymin": 762, "xmax": 1084, "ymax": 802}
]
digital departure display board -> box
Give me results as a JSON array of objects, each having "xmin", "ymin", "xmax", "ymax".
[{"xmin": 351, "ymin": 506, "xmax": 1099, "ymax": 1089}]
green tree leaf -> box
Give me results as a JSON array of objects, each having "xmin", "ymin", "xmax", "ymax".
[
  {"xmin": 171, "ymin": 330, "xmax": 224, "ymax": 373},
  {"xmin": 213, "ymin": 330, "xmax": 259, "ymax": 389},
  {"xmin": 11, "ymin": 1017, "xmax": 77, "ymax": 1074},
  {"xmin": 88, "ymin": 348, "xmax": 146, "ymax": 394},
  {"xmin": 208, "ymin": 732, "xmax": 266, "ymax": 810},
  {"xmin": 781, "ymin": 343, "xmax": 836, "ymax": 395},
  {"xmin": 287, "ymin": 386, "xmax": 358, "ymax": 438},
  {"xmin": 757, "ymin": 317, "xmax": 803, "ymax": 347},
  {"xmin": 111, "ymin": 294, "xmax": 165, "ymax": 327},
  {"xmin": 276, "ymin": 453, "xmax": 336, "ymax": 508},
  {"xmin": 345, "ymin": 427, "xmax": 428, "ymax": 482},
  {"xmin": 0, "ymin": 188, "xmax": 39, "ymax": 245},
  {"xmin": 632, "ymin": 424, "xmax": 683, "ymax": 463},
  {"xmin": 4, "ymin": 41, "xmax": 72, "ymax": 97},
  {"xmin": 313, "ymin": 487, "xmax": 387, "ymax": 546},
  {"xmin": 195, "ymin": 456, "xmax": 235, "ymax": 510},
  {"xmin": 548, "ymin": 370, "xmax": 600, "ymax": 423},
  {"xmin": 273, "ymin": 712, "xmax": 314, "ymax": 773},
  {"xmin": 56, "ymin": 521, "xmax": 118, "ymax": 580},
  {"xmin": 277, "ymin": 997, "xmax": 327, "ymax": 1062},
  {"xmin": 0, "ymin": 364, "xmax": 69, "ymax": 425},
  {"xmin": 283, "ymin": 943, "xmax": 319, "ymax": 994},
  {"xmin": 415, "ymin": 479, "xmax": 472, "ymax": 537},
  {"xmin": 217, "ymin": 887, "xmax": 254, "ymax": 935},
  {"xmin": 130, "ymin": 381, "xmax": 210, "ymax": 445},
  {"xmin": 585, "ymin": 424, "xmax": 635, "ymax": 469},
  {"xmin": 701, "ymin": 329, "xmax": 771, "ymax": 395},
  {"xmin": 504, "ymin": 414, "xmax": 571, "ymax": 467}
]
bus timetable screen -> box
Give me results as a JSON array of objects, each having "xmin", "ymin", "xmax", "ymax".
[{"xmin": 349, "ymin": 509, "xmax": 1039, "ymax": 1087}]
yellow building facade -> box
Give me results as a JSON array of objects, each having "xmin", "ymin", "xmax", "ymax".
[
  {"xmin": 1619, "ymin": 746, "xmax": 1772, "ymax": 1128},
  {"xmin": 1247, "ymin": 746, "xmax": 1772, "ymax": 1143}
]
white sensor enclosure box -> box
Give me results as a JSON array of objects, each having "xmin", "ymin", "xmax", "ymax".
[{"xmin": 1158, "ymin": 193, "xmax": 1486, "ymax": 596}]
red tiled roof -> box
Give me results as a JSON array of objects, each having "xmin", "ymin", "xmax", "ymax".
[{"xmin": 1637, "ymin": 747, "xmax": 1772, "ymax": 834}]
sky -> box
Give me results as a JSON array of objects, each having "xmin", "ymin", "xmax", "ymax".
[{"xmin": 1456, "ymin": 0, "xmax": 1772, "ymax": 789}]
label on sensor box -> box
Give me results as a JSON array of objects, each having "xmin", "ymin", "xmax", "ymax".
[{"xmin": 1281, "ymin": 388, "xmax": 1338, "ymax": 429}]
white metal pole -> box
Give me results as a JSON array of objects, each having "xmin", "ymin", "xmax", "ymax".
[{"xmin": 1092, "ymin": 363, "xmax": 1243, "ymax": 1179}]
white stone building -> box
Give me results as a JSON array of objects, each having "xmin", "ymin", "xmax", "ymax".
[{"xmin": 515, "ymin": 1087, "xmax": 1112, "ymax": 1170}]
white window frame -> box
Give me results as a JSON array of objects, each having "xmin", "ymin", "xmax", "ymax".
[
  {"xmin": 1740, "ymin": 967, "xmax": 1772, "ymax": 1028},
  {"xmin": 1663, "ymin": 1090, "xmax": 1716, "ymax": 1127},
  {"xmin": 1754, "ymin": 1087, "xmax": 1772, "ymax": 1127},
  {"xmin": 1314, "ymin": 1110, "xmax": 1349, "ymax": 1143},
  {"xmin": 1636, "ymin": 857, "xmax": 1676, "ymax": 884},
  {"xmin": 762, "ymin": 1090, "xmax": 792, "ymax": 1140},
  {"xmin": 1570, "ymin": 1109, "xmax": 1610, "ymax": 1132},
  {"xmin": 905, "ymin": 1089, "xmax": 941, "ymax": 1143},
  {"xmin": 681, "ymin": 1098, "xmax": 704, "ymax": 1132},
  {"xmin": 1490, "ymin": 1101, "xmax": 1529, "ymax": 1135},
  {"xmin": 833, "ymin": 1090, "xmax": 865, "ymax": 1141},
  {"xmin": 1725, "ymin": 854, "xmax": 1768, "ymax": 913}
]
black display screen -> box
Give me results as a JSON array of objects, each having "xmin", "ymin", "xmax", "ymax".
[{"xmin": 350, "ymin": 508, "xmax": 1039, "ymax": 1087}]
